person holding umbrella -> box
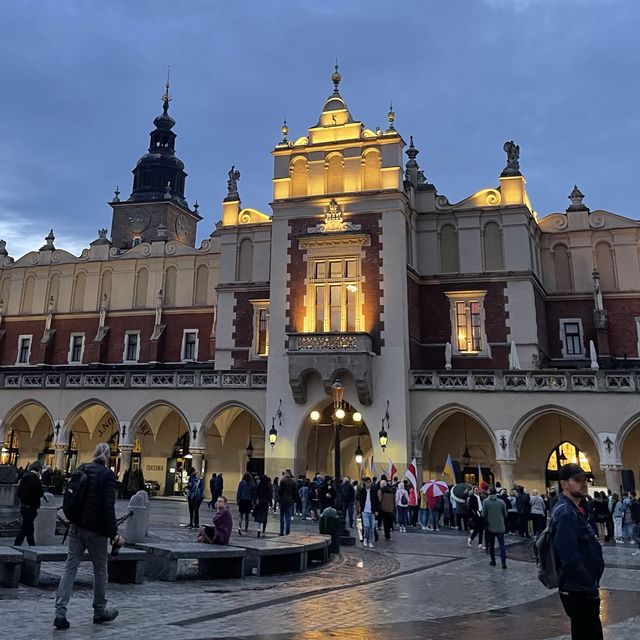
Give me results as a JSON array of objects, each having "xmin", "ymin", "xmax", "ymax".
[{"xmin": 421, "ymin": 479, "xmax": 448, "ymax": 531}]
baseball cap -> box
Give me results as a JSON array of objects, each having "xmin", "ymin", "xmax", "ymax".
[{"xmin": 558, "ymin": 463, "xmax": 586, "ymax": 482}]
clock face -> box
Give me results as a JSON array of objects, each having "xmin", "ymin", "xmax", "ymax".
[
  {"xmin": 127, "ymin": 209, "xmax": 151, "ymax": 233},
  {"xmin": 175, "ymin": 215, "xmax": 188, "ymax": 241}
]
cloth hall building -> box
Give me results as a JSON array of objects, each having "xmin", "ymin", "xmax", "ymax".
[{"xmin": 1, "ymin": 69, "xmax": 640, "ymax": 497}]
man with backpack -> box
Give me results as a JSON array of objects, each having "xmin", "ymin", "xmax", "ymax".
[
  {"xmin": 551, "ymin": 463, "xmax": 604, "ymax": 640},
  {"xmin": 54, "ymin": 443, "xmax": 124, "ymax": 630},
  {"xmin": 14, "ymin": 460, "xmax": 45, "ymax": 546}
]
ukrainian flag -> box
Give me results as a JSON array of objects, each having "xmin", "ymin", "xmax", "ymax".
[{"xmin": 442, "ymin": 453, "xmax": 456, "ymax": 483}]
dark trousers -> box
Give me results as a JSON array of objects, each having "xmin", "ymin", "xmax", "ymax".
[
  {"xmin": 518, "ymin": 513, "xmax": 530, "ymax": 536},
  {"xmin": 344, "ymin": 500, "xmax": 354, "ymax": 527},
  {"xmin": 486, "ymin": 531, "xmax": 506, "ymax": 566},
  {"xmin": 381, "ymin": 511, "xmax": 394, "ymax": 540},
  {"xmin": 14, "ymin": 506, "xmax": 38, "ymax": 546},
  {"xmin": 280, "ymin": 502, "xmax": 293, "ymax": 535},
  {"xmin": 456, "ymin": 513, "xmax": 469, "ymax": 531},
  {"xmin": 188, "ymin": 498, "xmax": 202, "ymax": 526},
  {"xmin": 469, "ymin": 515, "xmax": 484, "ymax": 544},
  {"xmin": 532, "ymin": 513, "xmax": 546, "ymax": 536},
  {"xmin": 559, "ymin": 591, "xmax": 603, "ymax": 640}
]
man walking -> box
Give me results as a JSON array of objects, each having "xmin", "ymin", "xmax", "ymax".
[
  {"xmin": 339, "ymin": 477, "xmax": 356, "ymax": 528},
  {"xmin": 54, "ymin": 443, "xmax": 124, "ymax": 630},
  {"xmin": 357, "ymin": 477, "xmax": 380, "ymax": 547},
  {"xmin": 277, "ymin": 469, "xmax": 298, "ymax": 536},
  {"xmin": 483, "ymin": 487, "xmax": 508, "ymax": 569},
  {"xmin": 551, "ymin": 463, "xmax": 604, "ymax": 640},
  {"xmin": 14, "ymin": 461, "xmax": 44, "ymax": 546}
]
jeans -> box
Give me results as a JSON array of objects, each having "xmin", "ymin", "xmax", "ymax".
[
  {"xmin": 344, "ymin": 501, "xmax": 355, "ymax": 527},
  {"xmin": 188, "ymin": 498, "xmax": 203, "ymax": 526},
  {"xmin": 397, "ymin": 506, "xmax": 409, "ymax": 527},
  {"xmin": 428, "ymin": 509, "xmax": 439, "ymax": 530},
  {"xmin": 280, "ymin": 502, "xmax": 293, "ymax": 535},
  {"xmin": 362, "ymin": 511, "xmax": 375, "ymax": 544},
  {"xmin": 613, "ymin": 517, "xmax": 622, "ymax": 540},
  {"xmin": 559, "ymin": 591, "xmax": 603, "ymax": 640},
  {"xmin": 14, "ymin": 505, "xmax": 38, "ymax": 546},
  {"xmin": 55, "ymin": 525, "xmax": 109, "ymax": 617},
  {"xmin": 486, "ymin": 531, "xmax": 506, "ymax": 565},
  {"xmin": 419, "ymin": 508, "xmax": 428, "ymax": 527}
]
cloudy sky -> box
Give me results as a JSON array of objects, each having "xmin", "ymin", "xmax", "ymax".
[{"xmin": 1, "ymin": 0, "xmax": 638, "ymax": 256}]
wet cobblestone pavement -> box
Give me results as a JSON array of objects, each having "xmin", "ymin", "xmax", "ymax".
[{"xmin": 3, "ymin": 497, "xmax": 640, "ymax": 639}]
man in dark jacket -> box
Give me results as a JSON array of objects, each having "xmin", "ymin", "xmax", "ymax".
[
  {"xmin": 552, "ymin": 463, "xmax": 605, "ymax": 640},
  {"xmin": 339, "ymin": 477, "xmax": 356, "ymax": 528},
  {"xmin": 357, "ymin": 477, "xmax": 380, "ymax": 547},
  {"xmin": 14, "ymin": 460, "xmax": 44, "ymax": 546},
  {"xmin": 277, "ymin": 469, "xmax": 298, "ymax": 536},
  {"xmin": 54, "ymin": 443, "xmax": 124, "ymax": 630}
]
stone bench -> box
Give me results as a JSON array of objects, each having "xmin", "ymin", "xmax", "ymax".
[
  {"xmin": 0, "ymin": 547, "xmax": 23, "ymax": 588},
  {"xmin": 14, "ymin": 545, "xmax": 146, "ymax": 587},
  {"xmin": 273, "ymin": 533, "xmax": 331, "ymax": 568},
  {"xmin": 135, "ymin": 542, "xmax": 246, "ymax": 581},
  {"xmin": 228, "ymin": 537, "xmax": 307, "ymax": 576}
]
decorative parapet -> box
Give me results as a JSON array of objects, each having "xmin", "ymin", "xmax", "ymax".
[
  {"xmin": 288, "ymin": 332, "xmax": 371, "ymax": 353},
  {"xmin": 0, "ymin": 370, "xmax": 267, "ymax": 391},
  {"xmin": 410, "ymin": 370, "xmax": 639, "ymax": 392}
]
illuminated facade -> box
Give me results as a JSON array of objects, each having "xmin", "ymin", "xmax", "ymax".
[{"xmin": 2, "ymin": 68, "xmax": 640, "ymax": 494}]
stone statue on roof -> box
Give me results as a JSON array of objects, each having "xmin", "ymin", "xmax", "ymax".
[
  {"xmin": 501, "ymin": 140, "xmax": 521, "ymax": 176},
  {"xmin": 227, "ymin": 165, "xmax": 241, "ymax": 199}
]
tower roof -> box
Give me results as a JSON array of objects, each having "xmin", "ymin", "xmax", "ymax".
[{"xmin": 315, "ymin": 64, "xmax": 354, "ymax": 127}]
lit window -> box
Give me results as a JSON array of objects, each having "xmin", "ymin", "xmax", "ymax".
[
  {"xmin": 68, "ymin": 334, "xmax": 85, "ymax": 364},
  {"xmin": 250, "ymin": 300, "xmax": 269, "ymax": 358},
  {"xmin": 182, "ymin": 330, "xmax": 198, "ymax": 361},
  {"xmin": 547, "ymin": 442, "xmax": 592, "ymax": 473},
  {"xmin": 445, "ymin": 291, "xmax": 489, "ymax": 357},
  {"xmin": 560, "ymin": 319, "xmax": 584, "ymax": 358},
  {"xmin": 309, "ymin": 257, "xmax": 360, "ymax": 332},
  {"xmin": 17, "ymin": 335, "xmax": 32, "ymax": 365},
  {"xmin": 124, "ymin": 332, "xmax": 140, "ymax": 362}
]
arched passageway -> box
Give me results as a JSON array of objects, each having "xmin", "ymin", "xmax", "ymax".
[
  {"xmin": 2, "ymin": 402, "xmax": 53, "ymax": 469},
  {"xmin": 620, "ymin": 417, "xmax": 640, "ymax": 493}
]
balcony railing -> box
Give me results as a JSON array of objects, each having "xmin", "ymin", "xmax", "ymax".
[
  {"xmin": 287, "ymin": 332, "xmax": 372, "ymax": 353},
  {"xmin": 410, "ymin": 370, "xmax": 639, "ymax": 392},
  {"xmin": 0, "ymin": 370, "xmax": 268, "ymax": 391}
]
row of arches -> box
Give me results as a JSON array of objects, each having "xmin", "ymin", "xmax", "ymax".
[
  {"xmin": 289, "ymin": 149, "xmax": 382, "ymax": 197},
  {"xmin": 552, "ymin": 241, "xmax": 617, "ymax": 291}
]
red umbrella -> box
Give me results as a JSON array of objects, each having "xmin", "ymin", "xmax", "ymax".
[{"xmin": 421, "ymin": 479, "xmax": 449, "ymax": 499}]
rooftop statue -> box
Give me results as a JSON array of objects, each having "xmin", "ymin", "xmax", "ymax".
[
  {"xmin": 227, "ymin": 165, "xmax": 241, "ymax": 199},
  {"xmin": 501, "ymin": 140, "xmax": 521, "ymax": 176}
]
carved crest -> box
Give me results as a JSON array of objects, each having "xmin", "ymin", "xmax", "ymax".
[{"xmin": 307, "ymin": 199, "xmax": 361, "ymax": 234}]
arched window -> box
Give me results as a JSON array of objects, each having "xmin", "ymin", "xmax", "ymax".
[
  {"xmin": 553, "ymin": 244, "xmax": 572, "ymax": 291},
  {"xmin": 290, "ymin": 157, "xmax": 308, "ymax": 197},
  {"xmin": 194, "ymin": 264, "xmax": 209, "ymax": 305},
  {"xmin": 439, "ymin": 225, "xmax": 459, "ymax": 273},
  {"xmin": 326, "ymin": 154, "xmax": 344, "ymax": 194},
  {"xmin": 0, "ymin": 277, "xmax": 10, "ymax": 308},
  {"xmin": 547, "ymin": 441, "xmax": 592, "ymax": 473},
  {"xmin": 47, "ymin": 273, "xmax": 61, "ymax": 312},
  {"xmin": 236, "ymin": 238, "xmax": 253, "ymax": 282},
  {"xmin": 21, "ymin": 275, "xmax": 35, "ymax": 313},
  {"xmin": 483, "ymin": 222, "xmax": 504, "ymax": 270},
  {"xmin": 595, "ymin": 242, "xmax": 616, "ymax": 291},
  {"xmin": 99, "ymin": 270, "xmax": 112, "ymax": 306},
  {"xmin": 71, "ymin": 272, "xmax": 86, "ymax": 312},
  {"xmin": 164, "ymin": 266, "xmax": 178, "ymax": 307},
  {"xmin": 134, "ymin": 268, "xmax": 149, "ymax": 308},
  {"xmin": 362, "ymin": 149, "xmax": 381, "ymax": 190}
]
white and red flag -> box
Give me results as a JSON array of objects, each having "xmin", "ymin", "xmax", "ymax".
[
  {"xmin": 388, "ymin": 459, "xmax": 398, "ymax": 481},
  {"xmin": 404, "ymin": 458, "xmax": 418, "ymax": 493}
]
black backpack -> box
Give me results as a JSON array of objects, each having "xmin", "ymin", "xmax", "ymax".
[
  {"xmin": 533, "ymin": 518, "xmax": 560, "ymax": 589},
  {"xmin": 63, "ymin": 465, "xmax": 89, "ymax": 523}
]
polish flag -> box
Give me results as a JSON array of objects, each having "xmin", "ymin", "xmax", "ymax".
[
  {"xmin": 388, "ymin": 459, "xmax": 398, "ymax": 481},
  {"xmin": 404, "ymin": 458, "xmax": 418, "ymax": 494}
]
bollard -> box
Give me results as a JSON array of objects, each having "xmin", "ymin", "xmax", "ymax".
[
  {"xmin": 34, "ymin": 492, "xmax": 58, "ymax": 545},
  {"xmin": 137, "ymin": 490, "xmax": 150, "ymax": 537},
  {"xmin": 125, "ymin": 491, "xmax": 148, "ymax": 544}
]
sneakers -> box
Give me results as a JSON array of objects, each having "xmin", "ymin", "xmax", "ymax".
[
  {"xmin": 53, "ymin": 616, "xmax": 70, "ymax": 630},
  {"xmin": 93, "ymin": 609, "xmax": 119, "ymax": 624},
  {"xmin": 467, "ymin": 538, "xmax": 472, "ymax": 548}
]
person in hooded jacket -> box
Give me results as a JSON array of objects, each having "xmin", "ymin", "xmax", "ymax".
[{"xmin": 14, "ymin": 460, "xmax": 44, "ymax": 546}]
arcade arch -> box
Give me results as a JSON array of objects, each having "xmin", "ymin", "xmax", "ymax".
[
  {"xmin": 620, "ymin": 414, "xmax": 640, "ymax": 493},
  {"xmin": 2, "ymin": 401, "xmax": 53, "ymax": 468}
]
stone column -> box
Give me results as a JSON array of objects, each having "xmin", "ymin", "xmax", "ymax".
[
  {"xmin": 54, "ymin": 444, "xmax": 66, "ymax": 471},
  {"xmin": 119, "ymin": 445, "xmax": 133, "ymax": 479},
  {"xmin": 190, "ymin": 449, "xmax": 205, "ymax": 475},
  {"xmin": 496, "ymin": 459, "xmax": 516, "ymax": 490},
  {"xmin": 601, "ymin": 465, "xmax": 623, "ymax": 493}
]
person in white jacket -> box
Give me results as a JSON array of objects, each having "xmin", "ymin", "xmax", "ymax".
[{"xmin": 395, "ymin": 482, "xmax": 410, "ymax": 532}]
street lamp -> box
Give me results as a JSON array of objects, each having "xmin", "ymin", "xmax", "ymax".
[
  {"xmin": 268, "ymin": 417, "xmax": 278, "ymax": 448},
  {"xmin": 379, "ymin": 419, "xmax": 388, "ymax": 451},
  {"xmin": 354, "ymin": 437, "xmax": 364, "ymax": 465}
]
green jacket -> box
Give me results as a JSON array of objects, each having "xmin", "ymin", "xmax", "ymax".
[{"xmin": 483, "ymin": 495, "xmax": 507, "ymax": 533}]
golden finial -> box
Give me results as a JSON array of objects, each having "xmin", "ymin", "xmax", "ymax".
[
  {"xmin": 331, "ymin": 61, "xmax": 341, "ymax": 94},
  {"xmin": 281, "ymin": 117, "xmax": 289, "ymax": 143},
  {"xmin": 387, "ymin": 101, "xmax": 396, "ymax": 131},
  {"xmin": 161, "ymin": 65, "xmax": 172, "ymax": 109}
]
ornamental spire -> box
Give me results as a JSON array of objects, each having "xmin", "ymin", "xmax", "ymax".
[
  {"xmin": 162, "ymin": 65, "xmax": 172, "ymax": 114},
  {"xmin": 331, "ymin": 61, "xmax": 341, "ymax": 94}
]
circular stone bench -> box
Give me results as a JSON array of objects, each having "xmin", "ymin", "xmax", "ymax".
[
  {"xmin": 13, "ymin": 545, "xmax": 146, "ymax": 587},
  {"xmin": 134, "ymin": 542, "xmax": 246, "ymax": 581}
]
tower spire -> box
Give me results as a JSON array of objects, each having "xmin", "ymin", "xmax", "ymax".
[
  {"xmin": 331, "ymin": 62, "xmax": 341, "ymax": 94},
  {"xmin": 162, "ymin": 65, "xmax": 172, "ymax": 113}
]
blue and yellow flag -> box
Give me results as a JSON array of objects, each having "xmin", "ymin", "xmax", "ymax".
[{"xmin": 442, "ymin": 453, "xmax": 456, "ymax": 482}]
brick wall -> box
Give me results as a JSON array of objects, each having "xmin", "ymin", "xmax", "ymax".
[{"xmin": 231, "ymin": 289, "xmax": 270, "ymax": 370}]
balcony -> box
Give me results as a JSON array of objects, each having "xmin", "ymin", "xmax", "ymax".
[
  {"xmin": 410, "ymin": 370, "xmax": 639, "ymax": 392},
  {"xmin": 287, "ymin": 332, "xmax": 374, "ymax": 405}
]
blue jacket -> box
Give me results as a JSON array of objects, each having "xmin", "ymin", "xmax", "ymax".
[
  {"xmin": 188, "ymin": 476, "xmax": 204, "ymax": 500},
  {"xmin": 551, "ymin": 494, "xmax": 604, "ymax": 593},
  {"xmin": 236, "ymin": 479, "xmax": 253, "ymax": 502}
]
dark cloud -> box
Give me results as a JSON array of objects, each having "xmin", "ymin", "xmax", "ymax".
[{"xmin": 0, "ymin": 0, "xmax": 638, "ymax": 255}]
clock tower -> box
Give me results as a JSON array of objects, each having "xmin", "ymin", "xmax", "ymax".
[{"xmin": 110, "ymin": 78, "xmax": 201, "ymax": 249}]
